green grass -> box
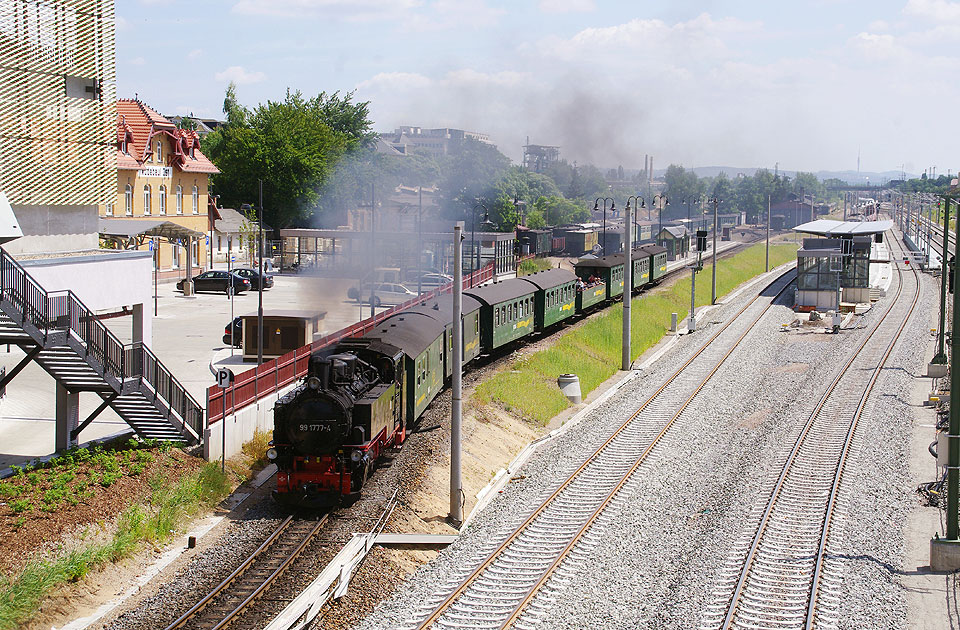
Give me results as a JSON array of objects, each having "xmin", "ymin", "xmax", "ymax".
[
  {"xmin": 517, "ymin": 257, "xmax": 553, "ymax": 276},
  {"xmin": 474, "ymin": 243, "xmax": 798, "ymax": 424},
  {"xmin": 0, "ymin": 462, "xmax": 230, "ymax": 630}
]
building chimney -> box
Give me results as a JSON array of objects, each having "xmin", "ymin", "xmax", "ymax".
[{"xmin": 649, "ymin": 156, "xmax": 654, "ymax": 185}]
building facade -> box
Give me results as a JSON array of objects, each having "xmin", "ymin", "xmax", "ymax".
[
  {"xmin": 382, "ymin": 126, "xmax": 493, "ymax": 158},
  {"xmin": 0, "ymin": 0, "xmax": 117, "ymax": 255},
  {"xmin": 100, "ymin": 99, "xmax": 218, "ymax": 279}
]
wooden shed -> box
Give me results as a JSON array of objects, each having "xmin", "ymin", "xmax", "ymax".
[{"xmin": 241, "ymin": 310, "xmax": 326, "ymax": 361}]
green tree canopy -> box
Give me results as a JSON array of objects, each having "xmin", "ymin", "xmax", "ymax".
[{"xmin": 201, "ymin": 84, "xmax": 373, "ymax": 228}]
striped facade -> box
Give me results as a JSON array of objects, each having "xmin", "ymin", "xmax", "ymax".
[{"xmin": 0, "ymin": 0, "xmax": 116, "ymax": 208}]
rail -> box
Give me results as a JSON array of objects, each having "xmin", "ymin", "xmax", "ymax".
[
  {"xmin": 410, "ymin": 269, "xmax": 797, "ymax": 630},
  {"xmin": 0, "ymin": 249, "xmax": 202, "ymax": 438},
  {"xmin": 206, "ymin": 262, "xmax": 495, "ymax": 424}
]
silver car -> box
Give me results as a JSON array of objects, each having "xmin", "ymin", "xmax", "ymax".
[{"xmin": 353, "ymin": 282, "xmax": 417, "ymax": 306}]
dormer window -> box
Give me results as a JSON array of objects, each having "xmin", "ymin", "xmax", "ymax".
[
  {"xmin": 121, "ymin": 137, "xmax": 127, "ymax": 154},
  {"xmin": 156, "ymin": 139, "xmax": 162, "ymax": 164}
]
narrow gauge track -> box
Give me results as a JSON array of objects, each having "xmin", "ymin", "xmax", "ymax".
[
  {"xmin": 703, "ymin": 238, "xmax": 920, "ymax": 630},
  {"xmin": 164, "ymin": 514, "xmax": 327, "ymax": 630},
  {"xmin": 402, "ymin": 267, "xmax": 797, "ymax": 630}
]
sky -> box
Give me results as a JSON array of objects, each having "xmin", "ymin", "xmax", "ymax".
[{"xmin": 117, "ymin": 0, "xmax": 958, "ymax": 177}]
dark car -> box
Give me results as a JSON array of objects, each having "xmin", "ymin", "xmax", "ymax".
[
  {"xmin": 178, "ymin": 271, "xmax": 250, "ymax": 294},
  {"xmin": 223, "ymin": 316, "xmax": 242, "ymax": 346},
  {"xmin": 233, "ymin": 267, "xmax": 274, "ymax": 290}
]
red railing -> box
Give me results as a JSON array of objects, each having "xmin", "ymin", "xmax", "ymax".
[{"xmin": 207, "ymin": 262, "xmax": 496, "ymax": 424}]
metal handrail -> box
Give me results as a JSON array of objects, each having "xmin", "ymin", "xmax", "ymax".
[{"xmin": 0, "ymin": 249, "xmax": 203, "ymax": 438}]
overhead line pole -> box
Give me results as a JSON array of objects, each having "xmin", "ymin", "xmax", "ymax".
[
  {"xmin": 934, "ymin": 196, "xmax": 952, "ymax": 365},
  {"xmin": 450, "ymin": 222, "xmax": 464, "ymax": 527}
]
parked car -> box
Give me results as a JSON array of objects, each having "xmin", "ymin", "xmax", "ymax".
[
  {"xmin": 232, "ymin": 267, "xmax": 274, "ymax": 290},
  {"xmin": 403, "ymin": 271, "xmax": 453, "ymax": 289},
  {"xmin": 223, "ymin": 317, "xmax": 242, "ymax": 347},
  {"xmin": 349, "ymin": 282, "xmax": 417, "ymax": 306},
  {"xmin": 178, "ymin": 271, "xmax": 250, "ymax": 294}
]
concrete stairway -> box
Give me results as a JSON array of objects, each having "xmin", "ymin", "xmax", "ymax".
[{"xmin": 0, "ymin": 250, "xmax": 201, "ymax": 444}]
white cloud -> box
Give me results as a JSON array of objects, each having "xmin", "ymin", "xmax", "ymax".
[
  {"xmin": 849, "ymin": 31, "xmax": 905, "ymax": 60},
  {"xmin": 114, "ymin": 15, "xmax": 130, "ymax": 32},
  {"xmin": 130, "ymin": 56, "xmax": 146, "ymax": 66},
  {"xmin": 401, "ymin": 0, "xmax": 504, "ymax": 31},
  {"xmin": 214, "ymin": 65, "xmax": 266, "ymax": 85},
  {"xmin": 232, "ymin": 0, "xmax": 421, "ymax": 20},
  {"xmin": 187, "ymin": 48, "xmax": 203, "ymax": 60},
  {"xmin": 356, "ymin": 71, "xmax": 433, "ymax": 91},
  {"xmin": 903, "ymin": 0, "xmax": 960, "ymax": 22},
  {"xmin": 538, "ymin": 0, "xmax": 595, "ymax": 14}
]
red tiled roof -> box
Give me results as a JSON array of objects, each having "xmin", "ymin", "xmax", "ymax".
[{"xmin": 115, "ymin": 98, "xmax": 219, "ymax": 175}]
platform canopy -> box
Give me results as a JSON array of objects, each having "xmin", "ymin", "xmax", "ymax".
[
  {"xmin": 793, "ymin": 219, "xmax": 893, "ymax": 236},
  {"xmin": 99, "ymin": 218, "xmax": 205, "ymax": 240}
]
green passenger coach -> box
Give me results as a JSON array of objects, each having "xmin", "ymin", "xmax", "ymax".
[
  {"xmin": 408, "ymin": 294, "xmax": 482, "ymax": 379},
  {"xmin": 638, "ymin": 244, "xmax": 669, "ymax": 281},
  {"xmin": 518, "ymin": 268, "xmax": 578, "ymax": 330},
  {"xmin": 575, "ymin": 253, "xmax": 626, "ymax": 300},
  {"xmin": 465, "ymin": 281, "xmax": 537, "ymax": 351},
  {"xmin": 364, "ymin": 312, "xmax": 445, "ymax": 424}
]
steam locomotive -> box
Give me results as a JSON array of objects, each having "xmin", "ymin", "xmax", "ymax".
[{"xmin": 269, "ymin": 246, "xmax": 669, "ymax": 507}]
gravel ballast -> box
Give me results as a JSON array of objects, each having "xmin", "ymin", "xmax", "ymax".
[{"xmin": 359, "ymin": 260, "xmax": 932, "ymax": 630}]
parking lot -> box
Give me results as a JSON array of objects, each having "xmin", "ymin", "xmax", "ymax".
[{"xmin": 0, "ymin": 270, "xmax": 387, "ymax": 467}]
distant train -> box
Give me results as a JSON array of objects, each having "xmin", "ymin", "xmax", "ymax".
[{"xmin": 269, "ymin": 245, "xmax": 669, "ymax": 507}]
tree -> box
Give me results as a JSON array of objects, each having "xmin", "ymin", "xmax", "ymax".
[
  {"xmin": 201, "ymin": 85, "xmax": 374, "ymax": 228},
  {"xmin": 525, "ymin": 208, "xmax": 547, "ymax": 229},
  {"xmin": 438, "ymin": 138, "xmax": 510, "ymax": 217},
  {"xmin": 533, "ymin": 195, "xmax": 590, "ymax": 226}
]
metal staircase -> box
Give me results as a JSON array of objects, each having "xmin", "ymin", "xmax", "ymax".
[{"xmin": 0, "ymin": 249, "xmax": 202, "ymax": 444}]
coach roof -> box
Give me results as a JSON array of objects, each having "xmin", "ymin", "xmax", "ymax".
[
  {"xmin": 464, "ymin": 279, "xmax": 536, "ymax": 306},
  {"xmin": 517, "ymin": 268, "xmax": 577, "ymax": 291}
]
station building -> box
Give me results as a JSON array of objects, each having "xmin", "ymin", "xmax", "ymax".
[
  {"xmin": 794, "ymin": 219, "xmax": 892, "ymax": 312},
  {"xmin": 99, "ymin": 99, "xmax": 218, "ymax": 281}
]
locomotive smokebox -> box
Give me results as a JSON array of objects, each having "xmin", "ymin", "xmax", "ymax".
[{"xmin": 557, "ymin": 373, "xmax": 582, "ymax": 404}]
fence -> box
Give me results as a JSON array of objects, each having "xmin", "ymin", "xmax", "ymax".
[
  {"xmin": 0, "ymin": 249, "xmax": 204, "ymax": 438},
  {"xmin": 206, "ymin": 262, "xmax": 496, "ymax": 424}
]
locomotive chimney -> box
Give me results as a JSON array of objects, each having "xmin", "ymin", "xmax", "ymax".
[{"xmin": 316, "ymin": 359, "xmax": 330, "ymax": 390}]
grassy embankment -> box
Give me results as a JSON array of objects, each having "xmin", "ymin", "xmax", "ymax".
[
  {"xmin": 0, "ymin": 440, "xmax": 233, "ymax": 630},
  {"xmin": 474, "ymin": 243, "xmax": 798, "ymax": 424},
  {"xmin": 517, "ymin": 257, "xmax": 553, "ymax": 276}
]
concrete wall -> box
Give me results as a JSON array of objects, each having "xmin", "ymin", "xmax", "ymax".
[
  {"xmin": 20, "ymin": 250, "xmax": 154, "ymax": 344},
  {"xmin": 203, "ymin": 381, "xmax": 298, "ymax": 461},
  {"xmin": 6, "ymin": 205, "xmax": 100, "ymax": 255}
]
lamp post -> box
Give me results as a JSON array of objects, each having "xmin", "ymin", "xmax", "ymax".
[
  {"xmin": 594, "ymin": 197, "xmax": 615, "ymax": 255},
  {"xmin": 623, "ymin": 196, "xmax": 644, "ymax": 370},
  {"xmin": 707, "ymin": 195, "xmax": 721, "ymax": 304},
  {"xmin": 470, "ymin": 201, "xmax": 492, "ymax": 287},
  {"xmin": 513, "ymin": 195, "xmax": 525, "ymax": 228},
  {"xmin": 257, "ymin": 179, "xmax": 264, "ymax": 366},
  {"xmin": 652, "ymin": 194, "xmax": 668, "ymax": 249},
  {"xmin": 417, "ymin": 186, "xmax": 423, "ymax": 296}
]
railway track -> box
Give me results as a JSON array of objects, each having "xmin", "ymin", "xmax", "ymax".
[
  {"xmin": 164, "ymin": 514, "xmax": 327, "ymax": 630},
  {"xmin": 401, "ymin": 267, "xmax": 797, "ymax": 630},
  {"xmin": 702, "ymin": 237, "xmax": 920, "ymax": 630}
]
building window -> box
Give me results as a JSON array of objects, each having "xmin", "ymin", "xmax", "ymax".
[
  {"xmin": 158, "ymin": 185, "xmax": 166, "ymax": 215},
  {"xmin": 192, "ymin": 185, "xmax": 198, "ymax": 214},
  {"xmin": 176, "ymin": 185, "xmax": 183, "ymax": 214},
  {"xmin": 192, "ymin": 240, "xmax": 199, "ymax": 266},
  {"xmin": 120, "ymin": 137, "xmax": 127, "ymax": 154},
  {"xmin": 171, "ymin": 244, "xmax": 180, "ymax": 269},
  {"xmin": 105, "ymin": 202, "xmax": 113, "ymax": 216},
  {"xmin": 217, "ymin": 236, "xmax": 222, "ymax": 252},
  {"xmin": 124, "ymin": 184, "xmax": 132, "ymax": 215},
  {"xmin": 156, "ymin": 139, "xmax": 162, "ymax": 164},
  {"xmin": 143, "ymin": 185, "xmax": 151, "ymax": 215}
]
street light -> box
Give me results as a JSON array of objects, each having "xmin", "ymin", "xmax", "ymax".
[
  {"xmin": 513, "ymin": 195, "xmax": 526, "ymax": 228},
  {"xmin": 652, "ymin": 194, "xmax": 668, "ymax": 248},
  {"xmin": 625, "ymin": 196, "xmax": 646, "ymax": 247},
  {"xmin": 594, "ymin": 197, "xmax": 615, "ymax": 255},
  {"xmin": 470, "ymin": 201, "xmax": 493, "ymax": 286}
]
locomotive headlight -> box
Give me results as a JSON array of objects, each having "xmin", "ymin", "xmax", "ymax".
[
  {"xmin": 307, "ymin": 376, "xmax": 321, "ymax": 390},
  {"xmin": 351, "ymin": 449, "xmax": 363, "ymax": 462},
  {"xmin": 266, "ymin": 447, "xmax": 278, "ymax": 460}
]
